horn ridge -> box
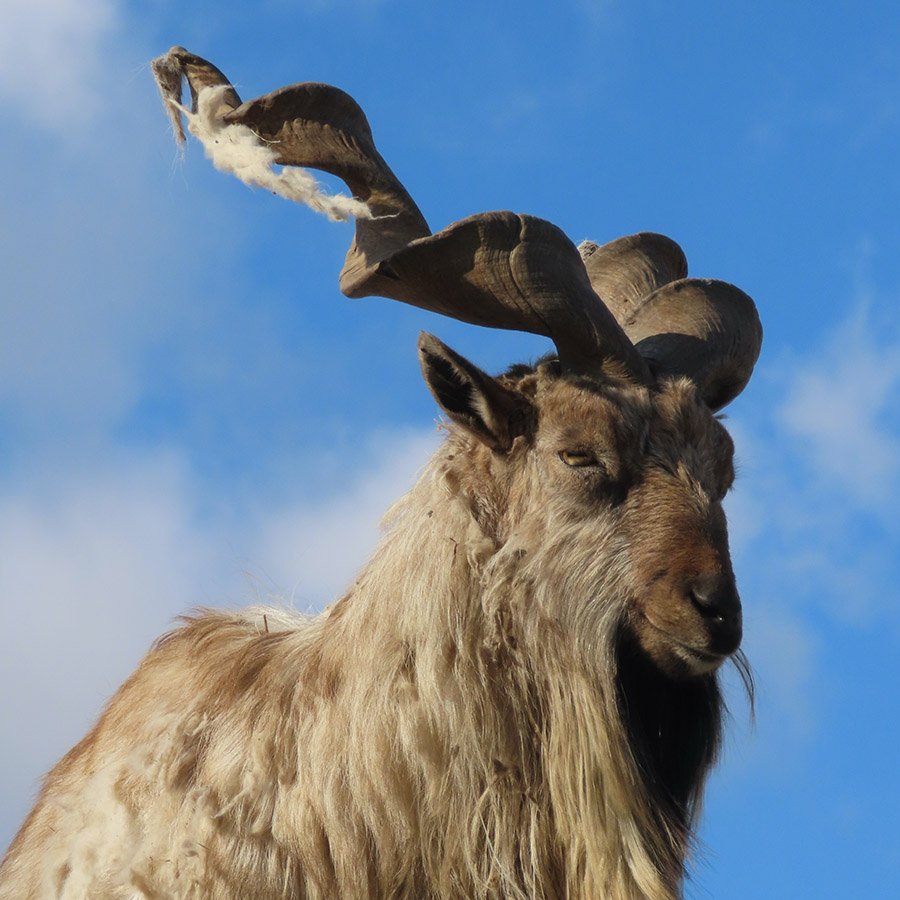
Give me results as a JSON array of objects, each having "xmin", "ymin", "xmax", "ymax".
[
  {"xmin": 222, "ymin": 82, "xmax": 433, "ymax": 283},
  {"xmin": 625, "ymin": 278, "xmax": 762, "ymax": 411},
  {"xmin": 351, "ymin": 210, "xmax": 651, "ymax": 383},
  {"xmin": 580, "ymin": 232, "xmax": 688, "ymax": 325},
  {"xmin": 579, "ymin": 232, "xmax": 762, "ymax": 408}
]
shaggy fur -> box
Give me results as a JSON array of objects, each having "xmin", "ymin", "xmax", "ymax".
[{"xmin": 1, "ymin": 365, "xmax": 744, "ymax": 900}]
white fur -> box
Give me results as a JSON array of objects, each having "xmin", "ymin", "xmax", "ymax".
[{"xmin": 174, "ymin": 86, "xmax": 373, "ymax": 223}]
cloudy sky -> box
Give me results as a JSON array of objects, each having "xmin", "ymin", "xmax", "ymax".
[{"xmin": 2, "ymin": 1, "xmax": 899, "ymax": 895}]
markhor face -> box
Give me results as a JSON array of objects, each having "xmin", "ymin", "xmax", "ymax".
[{"xmin": 532, "ymin": 376, "xmax": 742, "ymax": 679}]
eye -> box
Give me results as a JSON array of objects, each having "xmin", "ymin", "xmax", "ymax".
[{"xmin": 558, "ymin": 449, "xmax": 603, "ymax": 469}]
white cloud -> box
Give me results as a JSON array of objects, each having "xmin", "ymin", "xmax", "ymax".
[
  {"xmin": 777, "ymin": 311, "xmax": 900, "ymax": 510},
  {"xmin": 253, "ymin": 428, "xmax": 440, "ymax": 607},
  {"xmin": 727, "ymin": 306, "xmax": 900, "ymax": 618},
  {"xmin": 770, "ymin": 310, "xmax": 900, "ymax": 626},
  {"xmin": 0, "ymin": 0, "xmax": 118, "ymax": 130},
  {"xmin": 714, "ymin": 604, "xmax": 819, "ymax": 786},
  {"xmin": 745, "ymin": 605, "xmax": 819, "ymax": 739},
  {"xmin": 0, "ymin": 451, "xmax": 221, "ymax": 846}
]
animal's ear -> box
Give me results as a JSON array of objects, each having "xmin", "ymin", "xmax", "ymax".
[{"xmin": 418, "ymin": 333, "xmax": 525, "ymax": 452}]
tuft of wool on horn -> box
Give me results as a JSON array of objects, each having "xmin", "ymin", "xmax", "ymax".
[{"xmin": 170, "ymin": 85, "xmax": 373, "ymax": 223}]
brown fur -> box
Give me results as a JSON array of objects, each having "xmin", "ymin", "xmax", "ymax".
[{"xmin": 0, "ymin": 366, "xmax": 744, "ymax": 899}]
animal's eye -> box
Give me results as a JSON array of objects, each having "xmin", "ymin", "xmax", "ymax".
[{"xmin": 558, "ymin": 449, "xmax": 602, "ymax": 469}]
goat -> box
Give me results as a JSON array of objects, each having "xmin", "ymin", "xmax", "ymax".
[{"xmin": 0, "ymin": 48, "xmax": 762, "ymax": 900}]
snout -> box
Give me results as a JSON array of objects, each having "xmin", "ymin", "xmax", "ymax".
[
  {"xmin": 688, "ymin": 572, "xmax": 742, "ymax": 656},
  {"xmin": 634, "ymin": 568, "xmax": 743, "ymax": 677}
]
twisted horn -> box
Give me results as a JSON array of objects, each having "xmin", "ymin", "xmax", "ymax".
[
  {"xmin": 579, "ymin": 233, "xmax": 761, "ymax": 409},
  {"xmin": 153, "ymin": 48, "xmax": 650, "ymax": 384},
  {"xmin": 617, "ymin": 278, "xmax": 762, "ymax": 411},
  {"xmin": 579, "ymin": 232, "xmax": 688, "ymax": 323}
]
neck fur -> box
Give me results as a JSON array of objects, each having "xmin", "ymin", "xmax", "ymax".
[{"xmin": 315, "ymin": 444, "xmax": 722, "ymax": 899}]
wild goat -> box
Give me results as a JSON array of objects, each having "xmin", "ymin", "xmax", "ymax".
[{"xmin": 0, "ymin": 48, "xmax": 761, "ymax": 900}]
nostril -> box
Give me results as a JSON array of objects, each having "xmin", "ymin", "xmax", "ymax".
[
  {"xmin": 688, "ymin": 574, "xmax": 716, "ymax": 613},
  {"xmin": 689, "ymin": 573, "xmax": 740, "ymax": 622}
]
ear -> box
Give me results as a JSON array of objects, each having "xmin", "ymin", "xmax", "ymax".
[{"xmin": 418, "ymin": 333, "xmax": 526, "ymax": 452}]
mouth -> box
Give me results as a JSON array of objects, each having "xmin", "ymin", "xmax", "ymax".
[
  {"xmin": 640, "ymin": 612, "xmax": 729, "ymax": 673},
  {"xmin": 670, "ymin": 639, "xmax": 726, "ymax": 672}
]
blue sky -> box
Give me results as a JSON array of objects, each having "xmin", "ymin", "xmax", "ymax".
[{"xmin": 1, "ymin": 1, "xmax": 899, "ymax": 895}]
